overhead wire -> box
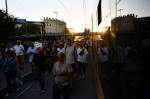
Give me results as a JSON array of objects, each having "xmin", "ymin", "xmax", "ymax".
[
  {"xmin": 57, "ymin": 0, "xmax": 85, "ymax": 30},
  {"xmin": 57, "ymin": 0, "xmax": 75, "ymax": 21},
  {"xmin": 101, "ymin": 0, "xmax": 117, "ymax": 24}
]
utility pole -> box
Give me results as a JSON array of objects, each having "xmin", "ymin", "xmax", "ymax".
[
  {"xmin": 116, "ymin": 0, "xmax": 121, "ymax": 17},
  {"xmin": 118, "ymin": 9, "xmax": 123, "ymax": 16},
  {"xmin": 5, "ymin": 0, "xmax": 8, "ymax": 18}
]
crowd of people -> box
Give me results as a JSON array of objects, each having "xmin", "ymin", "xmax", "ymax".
[
  {"xmin": 0, "ymin": 38, "xmax": 89, "ymax": 99},
  {"xmin": 0, "ymin": 36, "xmax": 149, "ymax": 99},
  {"xmin": 97, "ymin": 37, "xmax": 146, "ymax": 99}
]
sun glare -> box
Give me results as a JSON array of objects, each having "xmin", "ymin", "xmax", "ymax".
[{"xmin": 67, "ymin": 23, "xmax": 84, "ymax": 33}]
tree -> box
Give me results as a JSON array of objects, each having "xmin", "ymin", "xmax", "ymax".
[
  {"xmin": 14, "ymin": 23, "xmax": 41, "ymax": 35},
  {"xmin": 26, "ymin": 23, "xmax": 40, "ymax": 34},
  {"xmin": 65, "ymin": 27, "xmax": 71, "ymax": 33},
  {"xmin": 0, "ymin": 9, "xmax": 16, "ymax": 38}
]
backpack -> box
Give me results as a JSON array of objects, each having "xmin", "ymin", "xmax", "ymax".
[{"xmin": 65, "ymin": 45, "xmax": 76, "ymax": 55}]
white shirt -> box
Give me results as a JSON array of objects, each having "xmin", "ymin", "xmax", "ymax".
[
  {"xmin": 52, "ymin": 61, "xmax": 73, "ymax": 86},
  {"xmin": 13, "ymin": 44, "xmax": 25, "ymax": 56},
  {"xmin": 97, "ymin": 47, "xmax": 109, "ymax": 62},
  {"xmin": 77, "ymin": 48, "xmax": 88, "ymax": 63},
  {"xmin": 5, "ymin": 48, "xmax": 13, "ymax": 52},
  {"xmin": 27, "ymin": 46, "xmax": 37, "ymax": 62},
  {"xmin": 113, "ymin": 44, "xmax": 124, "ymax": 63},
  {"xmin": 65, "ymin": 45, "xmax": 76, "ymax": 64}
]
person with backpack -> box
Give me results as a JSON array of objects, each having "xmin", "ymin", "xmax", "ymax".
[
  {"xmin": 65, "ymin": 38, "xmax": 77, "ymax": 76},
  {"xmin": 65, "ymin": 38, "xmax": 77, "ymax": 93}
]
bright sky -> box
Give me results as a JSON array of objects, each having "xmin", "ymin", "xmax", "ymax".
[{"xmin": 0, "ymin": 0, "xmax": 150, "ymax": 32}]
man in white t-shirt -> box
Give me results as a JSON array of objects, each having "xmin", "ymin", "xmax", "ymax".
[
  {"xmin": 27, "ymin": 41, "xmax": 37, "ymax": 79},
  {"xmin": 65, "ymin": 38, "xmax": 77, "ymax": 93},
  {"xmin": 97, "ymin": 41, "xmax": 109, "ymax": 79},
  {"xmin": 77, "ymin": 41, "xmax": 88, "ymax": 80},
  {"xmin": 27, "ymin": 42, "xmax": 37, "ymax": 63},
  {"xmin": 65, "ymin": 38, "xmax": 77, "ymax": 73},
  {"xmin": 13, "ymin": 40, "xmax": 25, "ymax": 70}
]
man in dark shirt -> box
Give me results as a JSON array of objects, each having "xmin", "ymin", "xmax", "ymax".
[
  {"xmin": 32, "ymin": 47, "xmax": 46, "ymax": 93},
  {"xmin": 44, "ymin": 46, "xmax": 51, "ymax": 73},
  {"xmin": 50, "ymin": 44, "xmax": 58, "ymax": 72}
]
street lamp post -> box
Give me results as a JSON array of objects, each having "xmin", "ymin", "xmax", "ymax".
[
  {"xmin": 118, "ymin": 9, "xmax": 123, "ymax": 16},
  {"xmin": 116, "ymin": 0, "xmax": 121, "ymax": 17},
  {"xmin": 5, "ymin": 0, "xmax": 8, "ymax": 18}
]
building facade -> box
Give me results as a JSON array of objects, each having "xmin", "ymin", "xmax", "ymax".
[
  {"xmin": 43, "ymin": 17, "xmax": 66, "ymax": 33},
  {"xmin": 111, "ymin": 14, "xmax": 137, "ymax": 34},
  {"xmin": 111, "ymin": 14, "xmax": 150, "ymax": 40}
]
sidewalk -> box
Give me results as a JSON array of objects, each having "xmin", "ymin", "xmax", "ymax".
[
  {"xmin": 0, "ymin": 62, "xmax": 32, "ymax": 97},
  {"xmin": 3, "ymin": 63, "xmax": 97, "ymax": 99}
]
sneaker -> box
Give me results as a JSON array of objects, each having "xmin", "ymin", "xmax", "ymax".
[
  {"xmin": 17, "ymin": 88, "xmax": 20, "ymax": 91},
  {"xmin": 5, "ymin": 93, "xmax": 10, "ymax": 96},
  {"xmin": 38, "ymin": 89, "xmax": 42, "ymax": 91},
  {"xmin": 42, "ymin": 90, "xmax": 46, "ymax": 93},
  {"xmin": 78, "ymin": 75, "xmax": 82, "ymax": 81}
]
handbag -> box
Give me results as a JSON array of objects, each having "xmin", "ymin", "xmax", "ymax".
[
  {"xmin": 79, "ymin": 49, "xmax": 84, "ymax": 56},
  {"xmin": 3, "ymin": 59, "xmax": 13, "ymax": 73},
  {"xmin": 14, "ymin": 75, "xmax": 24, "ymax": 88},
  {"xmin": 100, "ymin": 48, "xmax": 106, "ymax": 55}
]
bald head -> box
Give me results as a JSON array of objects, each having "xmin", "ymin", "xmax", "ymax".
[{"xmin": 57, "ymin": 52, "xmax": 65, "ymax": 62}]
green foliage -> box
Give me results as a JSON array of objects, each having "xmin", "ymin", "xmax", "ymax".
[
  {"xmin": 15, "ymin": 23, "xmax": 40, "ymax": 34},
  {"xmin": 13, "ymin": 22, "xmax": 40, "ymax": 35},
  {"xmin": 0, "ymin": 9, "xmax": 16, "ymax": 37},
  {"xmin": 65, "ymin": 27, "xmax": 71, "ymax": 33},
  {"xmin": 26, "ymin": 23, "xmax": 40, "ymax": 34}
]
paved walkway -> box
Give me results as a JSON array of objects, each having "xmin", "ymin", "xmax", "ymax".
[
  {"xmin": 0, "ymin": 62, "xmax": 32, "ymax": 92},
  {"xmin": 3, "ymin": 64, "xmax": 97, "ymax": 99}
]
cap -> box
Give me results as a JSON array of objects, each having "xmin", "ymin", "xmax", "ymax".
[{"xmin": 17, "ymin": 40, "xmax": 21, "ymax": 43}]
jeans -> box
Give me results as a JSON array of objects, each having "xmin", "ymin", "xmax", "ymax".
[
  {"xmin": 71, "ymin": 63, "xmax": 76, "ymax": 73},
  {"xmin": 36, "ymin": 70, "xmax": 45, "ymax": 90},
  {"xmin": 53, "ymin": 83, "xmax": 70, "ymax": 99},
  {"xmin": 78, "ymin": 62, "xmax": 86, "ymax": 75},
  {"xmin": 5, "ymin": 71, "xmax": 17, "ymax": 93}
]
